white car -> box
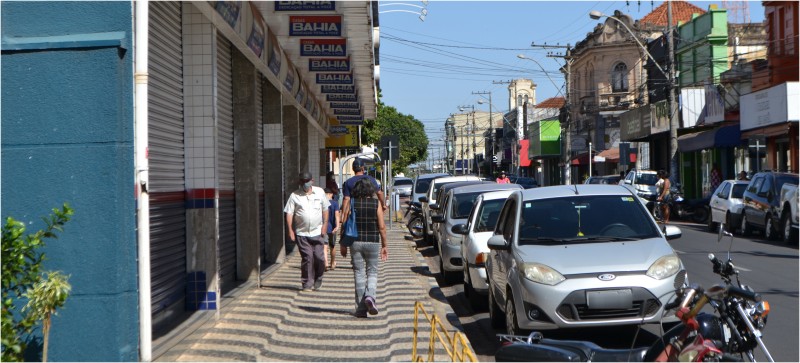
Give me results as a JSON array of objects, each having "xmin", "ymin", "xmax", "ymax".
[
  {"xmin": 452, "ymin": 189, "xmax": 519, "ymax": 309},
  {"xmin": 708, "ymin": 180, "xmax": 749, "ymax": 232},
  {"xmin": 620, "ymin": 169, "xmax": 660, "ymax": 202},
  {"xmin": 422, "ymin": 175, "xmax": 481, "ymax": 243},
  {"xmin": 391, "ymin": 177, "xmax": 413, "ymax": 197}
]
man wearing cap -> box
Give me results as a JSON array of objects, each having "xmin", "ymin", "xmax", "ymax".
[
  {"xmin": 284, "ymin": 172, "xmax": 330, "ymax": 291},
  {"xmin": 341, "ymin": 158, "xmax": 386, "ymax": 224}
]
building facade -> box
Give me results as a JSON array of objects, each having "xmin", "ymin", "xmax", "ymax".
[{"xmin": 1, "ymin": 2, "xmax": 378, "ymax": 361}]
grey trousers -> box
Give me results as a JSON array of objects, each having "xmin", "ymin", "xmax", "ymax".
[
  {"xmin": 297, "ymin": 235, "xmax": 326, "ymax": 288},
  {"xmin": 350, "ymin": 241, "xmax": 381, "ymax": 312}
]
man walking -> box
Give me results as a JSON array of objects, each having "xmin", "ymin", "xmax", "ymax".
[
  {"xmin": 341, "ymin": 158, "xmax": 386, "ymax": 222},
  {"xmin": 284, "ymin": 172, "xmax": 330, "ymax": 291}
]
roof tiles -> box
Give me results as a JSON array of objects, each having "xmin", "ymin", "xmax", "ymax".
[{"xmin": 639, "ymin": 1, "xmax": 706, "ymax": 27}]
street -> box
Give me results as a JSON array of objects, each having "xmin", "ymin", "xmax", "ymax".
[{"xmin": 408, "ymin": 211, "xmax": 799, "ymax": 362}]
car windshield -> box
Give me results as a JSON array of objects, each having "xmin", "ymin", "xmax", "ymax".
[
  {"xmin": 394, "ymin": 179, "xmax": 412, "ymax": 186},
  {"xmin": 731, "ymin": 184, "xmax": 747, "ymax": 199},
  {"xmin": 474, "ymin": 199, "xmax": 505, "ymax": 232},
  {"xmin": 432, "ymin": 181, "xmax": 456, "ymax": 199},
  {"xmin": 415, "ymin": 180, "xmax": 432, "ymax": 194},
  {"xmin": 776, "ymin": 175, "xmax": 799, "ymax": 191},
  {"xmin": 635, "ymin": 173, "xmax": 659, "ymax": 186},
  {"xmin": 518, "ymin": 195, "xmax": 660, "ymax": 245},
  {"xmin": 586, "ymin": 177, "xmax": 603, "ymax": 184},
  {"xmin": 451, "ymin": 192, "xmax": 483, "ymax": 218}
]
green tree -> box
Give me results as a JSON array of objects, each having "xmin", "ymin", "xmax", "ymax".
[
  {"xmin": 2, "ymin": 204, "xmax": 73, "ymax": 362},
  {"xmin": 362, "ymin": 101, "xmax": 429, "ymax": 176}
]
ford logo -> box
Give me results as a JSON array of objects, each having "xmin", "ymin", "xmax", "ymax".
[{"xmin": 598, "ymin": 274, "xmax": 616, "ymax": 281}]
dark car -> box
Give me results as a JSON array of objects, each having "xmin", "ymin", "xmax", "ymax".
[
  {"xmin": 585, "ymin": 175, "xmax": 622, "ymax": 185},
  {"xmin": 740, "ymin": 171, "xmax": 800, "ymax": 241},
  {"xmin": 508, "ymin": 176, "xmax": 538, "ymax": 189}
]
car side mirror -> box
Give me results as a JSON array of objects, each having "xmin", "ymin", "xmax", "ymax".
[
  {"xmin": 431, "ymin": 215, "xmax": 445, "ymax": 223},
  {"xmin": 419, "ymin": 196, "xmax": 428, "ymax": 203},
  {"xmin": 430, "ymin": 203, "xmax": 440, "ymax": 210},
  {"xmin": 451, "ymin": 224, "xmax": 468, "ymax": 235},
  {"xmin": 623, "ymin": 180, "xmax": 632, "ymax": 185},
  {"xmin": 487, "ymin": 235, "xmax": 509, "ymax": 250},
  {"xmin": 664, "ymin": 225, "xmax": 682, "ymax": 240}
]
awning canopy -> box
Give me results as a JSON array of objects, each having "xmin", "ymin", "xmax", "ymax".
[
  {"xmin": 677, "ymin": 125, "xmax": 742, "ymax": 152},
  {"xmin": 570, "ymin": 147, "xmax": 619, "ymax": 166}
]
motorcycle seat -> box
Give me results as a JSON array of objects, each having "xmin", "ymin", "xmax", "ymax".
[{"xmin": 539, "ymin": 338, "xmax": 649, "ymax": 362}]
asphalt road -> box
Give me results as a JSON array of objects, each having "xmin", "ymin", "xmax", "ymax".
[{"xmin": 408, "ymin": 213, "xmax": 799, "ymax": 362}]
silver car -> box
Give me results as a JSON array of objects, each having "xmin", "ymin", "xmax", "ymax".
[
  {"xmin": 391, "ymin": 177, "xmax": 413, "ymax": 197},
  {"xmin": 433, "ymin": 183, "xmax": 521, "ymax": 283},
  {"xmin": 452, "ymin": 189, "xmax": 519, "ymax": 309},
  {"xmin": 486, "ymin": 185, "xmax": 685, "ymax": 334},
  {"xmin": 422, "ymin": 175, "xmax": 481, "ymax": 243},
  {"xmin": 708, "ymin": 180, "xmax": 748, "ymax": 233}
]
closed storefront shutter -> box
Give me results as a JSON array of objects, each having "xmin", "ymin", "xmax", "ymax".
[
  {"xmin": 148, "ymin": 1, "xmax": 186, "ymax": 318},
  {"xmin": 217, "ymin": 33, "xmax": 237, "ymax": 293},
  {"xmin": 256, "ymin": 76, "xmax": 267, "ymax": 268}
]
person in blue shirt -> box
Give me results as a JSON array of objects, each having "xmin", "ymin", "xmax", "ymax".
[
  {"xmin": 324, "ymin": 188, "xmax": 341, "ymax": 270},
  {"xmin": 340, "ymin": 158, "xmax": 386, "ymax": 228}
]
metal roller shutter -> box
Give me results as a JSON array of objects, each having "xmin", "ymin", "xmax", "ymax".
[
  {"xmin": 148, "ymin": 1, "xmax": 186, "ymax": 317},
  {"xmin": 256, "ymin": 76, "xmax": 267, "ymax": 268},
  {"xmin": 217, "ymin": 34, "xmax": 237, "ymax": 293}
]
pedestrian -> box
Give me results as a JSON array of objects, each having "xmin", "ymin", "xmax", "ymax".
[
  {"xmin": 496, "ymin": 171, "xmax": 510, "ymax": 184},
  {"xmin": 284, "ymin": 172, "xmax": 330, "ymax": 291},
  {"xmin": 738, "ymin": 170, "xmax": 749, "ymax": 181},
  {"xmin": 340, "ymin": 178, "xmax": 388, "ymax": 318},
  {"xmin": 324, "ymin": 187, "xmax": 341, "ymax": 270},
  {"xmin": 656, "ymin": 170, "xmax": 671, "ymax": 224},
  {"xmin": 710, "ymin": 164, "xmax": 722, "ymax": 195},
  {"xmin": 341, "ymin": 158, "xmax": 386, "ymax": 224},
  {"xmin": 326, "ymin": 170, "xmax": 340, "ymax": 198}
]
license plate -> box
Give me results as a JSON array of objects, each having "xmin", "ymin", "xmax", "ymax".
[{"xmin": 586, "ymin": 289, "xmax": 633, "ymax": 309}]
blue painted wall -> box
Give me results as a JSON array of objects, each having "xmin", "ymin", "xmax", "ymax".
[{"xmin": 1, "ymin": 2, "xmax": 138, "ymax": 361}]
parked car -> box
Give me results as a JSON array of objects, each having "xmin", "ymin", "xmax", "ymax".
[
  {"xmin": 708, "ymin": 180, "xmax": 748, "ymax": 233},
  {"xmin": 779, "ymin": 183, "xmax": 798, "ymax": 244},
  {"xmin": 432, "ymin": 183, "xmax": 522, "ymax": 284},
  {"xmin": 391, "ymin": 177, "xmax": 413, "ymax": 197},
  {"xmin": 585, "ymin": 175, "xmax": 622, "ymax": 185},
  {"xmin": 620, "ymin": 169, "xmax": 660, "ymax": 201},
  {"xmin": 486, "ymin": 184, "xmax": 685, "ymax": 334},
  {"xmin": 452, "ymin": 189, "xmax": 520, "ymax": 309},
  {"xmin": 508, "ymin": 176, "xmax": 539, "ymax": 189},
  {"xmin": 410, "ymin": 173, "xmax": 449, "ymax": 242},
  {"xmin": 421, "ymin": 175, "xmax": 481, "ymax": 243},
  {"xmin": 741, "ymin": 171, "xmax": 799, "ymax": 241},
  {"xmin": 430, "ymin": 180, "xmax": 491, "ymax": 245}
]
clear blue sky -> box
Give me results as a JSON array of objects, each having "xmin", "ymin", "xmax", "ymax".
[{"xmin": 378, "ymin": 0, "xmax": 765, "ymax": 145}]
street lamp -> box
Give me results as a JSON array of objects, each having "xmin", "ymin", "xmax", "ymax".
[
  {"xmin": 589, "ymin": 9, "xmax": 678, "ymax": 183},
  {"xmin": 379, "ymin": 2, "xmax": 429, "ymax": 21},
  {"xmin": 476, "ymin": 93, "xmax": 493, "ymax": 177}
]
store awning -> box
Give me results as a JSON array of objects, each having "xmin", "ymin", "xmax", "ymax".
[
  {"xmin": 677, "ymin": 125, "xmax": 742, "ymax": 152},
  {"xmin": 596, "ymin": 147, "xmax": 619, "ymax": 162},
  {"xmin": 570, "ymin": 148, "xmax": 619, "ymax": 166}
]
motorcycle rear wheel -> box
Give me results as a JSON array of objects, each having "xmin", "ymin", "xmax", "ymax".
[{"xmin": 407, "ymin": 216, "xmax": 424, "ymax": 238}]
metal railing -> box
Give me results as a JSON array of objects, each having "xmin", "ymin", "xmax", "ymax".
[{"xmin": 412, "ymin": 301, "xmax": 477, "ymax": 362}]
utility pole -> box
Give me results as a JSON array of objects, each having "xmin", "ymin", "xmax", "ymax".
[
  {"xmin": 542, "ymin": 43, "xmax": 574, "ymax": 185},
  {"xmin": 459, "ymin": 104, "xmax": 476, "ymax": 175},
  {"xmin": 667, "ymin": 2, "xmax": 679, "ymax": 185},
  {"xmin": 492, "ymin": 80, "xmax": 517, "ymax": 175}
]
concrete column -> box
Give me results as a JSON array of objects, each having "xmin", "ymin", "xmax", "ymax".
[
  {"xmin": 231, "ymin": 49, "xmax": 259, "ymax": 281},
  {"xmin": 263, "ymin": 81, "xmax": 285, "ymax": 263},
  {"xmin": 282, "ymin": 106, "xmax": 300, "ymax": 255},
  {"xmin": 299, "ymin": 116, "xmax": 309, "ymax": 174}
]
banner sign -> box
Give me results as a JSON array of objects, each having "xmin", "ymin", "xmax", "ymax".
[
  {"xmin": 289, "ymin": 16, "xmax": 342, "ymax": 36},
  {"xmin": 327, "ymin": 93, "xmax": 358, "ymax": 102},
  {"xmin": 334, "ymin": 108, "xmax": 362, "ymax": 116},
  {"xmin": 267, "ymin": 31, "xmax": 282, "ymax": 76},
  {"xmin": 275, "ymin": 1, "xmax": 336, "ymax": 11},
  {"xmin": 300, "ymin": 38, "xmax": 346, "ymax": 57},
  {"xmin": 309, "ymin": 57, "xmax": 350, "ymax": 72},
  {"xmin": 329, "ymin": 125, "xmax": 349, "ymax": 136},
  {"xmin": 321, "ymin": 85, "xmax": 356, "ymax": 94},
  {"xmin": 215, "ymin": 1, "xmax": 241, "ymax": 28},
  {"xmin": 246, "ymin": 3, "xmax": 265, "ymax": 58},
  {"xmin": 337, "ymin": 116, "xmax": 364, "ymax": 125},
  {"xmin": 316, "ymin": 73, "xmax": 353, "ymax": 84},
  {"xmin": 330, "ymin": 102, "xmax": 360, "ymax": 109}
]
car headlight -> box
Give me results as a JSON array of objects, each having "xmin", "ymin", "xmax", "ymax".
[
  {"xmin": 520, "ymin": 263, "xmax": 565, "ymax": 285},
  {"xmin": 647, "ymin": 254, "xmax": 681, "ymax": 280}
]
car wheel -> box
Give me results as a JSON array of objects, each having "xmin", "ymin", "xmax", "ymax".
[
  {"xmin": 782, "ymin": 211, "xmax": 796, "ymax": 245},
  {"xmin": 504, "ymin": 291, "xmax": 522, "ymax": 336},
  {"xmin": 765, "ymin": 215, "xmax": 778, "ymax": 240},
  {"xmin": 464, "ymin": 268, "xmax": 487, "ymax": 311},
  {"xmin": 488, "ymin": 283, "xmax": 505, "ymax": 328},
  {"xmin": 740, "ymin": 213, "xmax": 751, "ymax": 236},
  {"xmin": 725, "ymin": 212, "xmax": 737, "ymax": 234},
  {"xmin": 692, "ymin": 206, "xmax": 709, "ymax": 224},
  {"xmin": 707, "ymin": 211, "xmax": 718, "ymax": 232}
]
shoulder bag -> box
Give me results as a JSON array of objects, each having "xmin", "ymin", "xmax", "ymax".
[{"xmin": 341, "ymin": 203, "xmax": 358, "ymax": 247}]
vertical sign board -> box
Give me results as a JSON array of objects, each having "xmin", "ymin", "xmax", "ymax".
[
  {"xmin": 530, "ymin": 120, "xmax": 561, "ymax": 157},
  {"xmin": 327, "ymin": 93, "xmax": 358, "ymax": 102},
  {"xmin": 289, "ymin": 16, "xmax": 342, "ymax": 37},
  {"xmin": 316, "ymin": 73, "xmax": 354, "ymax": 85}
]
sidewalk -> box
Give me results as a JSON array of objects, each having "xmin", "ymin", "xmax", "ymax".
[{"xmin": 157, "ymin": 223, "xmax": 467, "ymax": 361}]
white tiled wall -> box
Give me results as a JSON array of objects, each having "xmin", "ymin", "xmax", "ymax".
[{"xmin": 183, "ymin": 5, "xmax": 216, "ymax": 190}]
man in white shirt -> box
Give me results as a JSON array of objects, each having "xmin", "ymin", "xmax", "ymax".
[{"xmin": 284, "ymin": 172, "xmax": 330, "ymax": 291}]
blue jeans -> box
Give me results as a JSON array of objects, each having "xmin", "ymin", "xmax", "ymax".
[{"xmin": 350, "ymin": 241, "xmax": 380, "ymax": 312}]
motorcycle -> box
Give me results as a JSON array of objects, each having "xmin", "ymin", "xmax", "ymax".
[
  {"xmin": 495, "ymin": 223, "xmax": 774, "ymax": 362},
  {"xmin": 653, "ymin": 185, "xmax": 710, "ymax": 224},
  {"xmin": 404, "ymin": 200, "xmax": 424, "ymax": 238}
]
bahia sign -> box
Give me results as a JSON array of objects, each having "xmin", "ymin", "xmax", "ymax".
[
  {"xmin": 316, "ymin": 73, "xmax": 353, "ymax": 85},
  {"xmin": 289, "ymin": 15, "xmax": 342, "ymax": 36},
  {"xmin": 309, "ymin": 58, "xmax": 350, "ymax": 72},
  {"xmin": 321, "ymin": 85, "xmax": 356, "ymax": 94},
  {"xmin": 300, "ymin": 39, "xmax": 346, "ymax": 57},
  {"xmin": 327, "ymin": 93, "xmax": 358, "ymax": 102}
]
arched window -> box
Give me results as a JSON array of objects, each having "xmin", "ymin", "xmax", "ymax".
[{"xmin": 611, "ymin": 62, "xmax": 628, "ymax": 92}]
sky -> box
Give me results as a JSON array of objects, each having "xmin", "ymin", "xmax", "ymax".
[{"xmin": 377, "ymin": 0, "xmax": 766, "ymax": 149}]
